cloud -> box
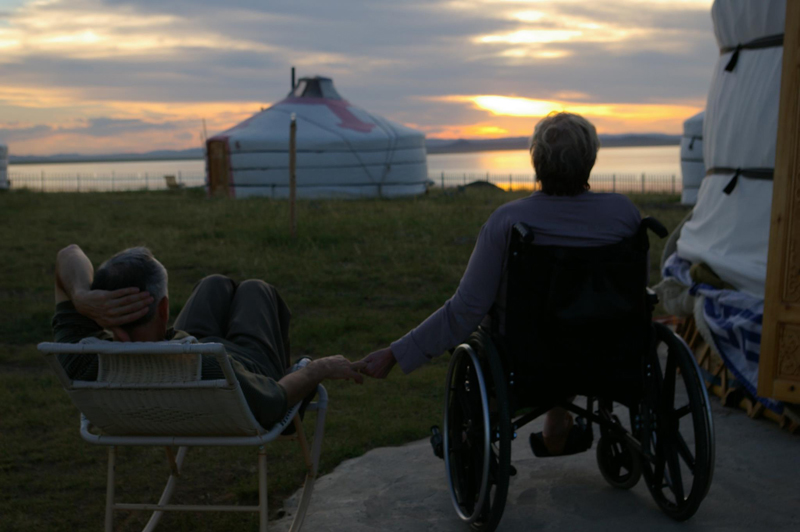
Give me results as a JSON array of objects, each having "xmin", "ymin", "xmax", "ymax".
[{"xmin": 0, "ymin": 0, "xmax": 720, "ymax": 154}]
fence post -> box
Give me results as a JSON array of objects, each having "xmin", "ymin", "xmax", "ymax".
[
  {"xmin": 509, "ymin": 174, "xmax": 512, "ymax": 191},
  {"xmin": 672, "ymin": 174, "xmax": 676, "ymax": 195},
  {"xmin": 77, "ymin": 173, "xmax": 80, "ymax": 192},
  {"xmin": 145, "ymin": 172, "xmax": 149, "ymax": 190},
  {"xmin": 486, "ymin": 172, "xmax": 489, "ymax": 183},
  {"xmin": 40, "ymin": 171, "xmax": 44, "ymax": 192},
  {"xmin": 441, "ymin": 171, "xmax": 444, "ymax": 189},
  {"xmin": 641, "ymin": 173, "xmax": 645, "ymax": 194},
  {"xmin": 612, "ymin": 174, "xmax": 616, "ymax": 192}
]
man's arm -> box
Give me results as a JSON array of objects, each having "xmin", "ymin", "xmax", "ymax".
[
  {"xmin": 279, "ymin": 355, "xmax": 366, "ymax": 406},
  {"xmin": 55, "ymin": 245, "xmax": 153, "ymax": 336}
]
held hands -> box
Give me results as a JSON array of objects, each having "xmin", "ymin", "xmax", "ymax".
[
  {"xmin": 313, "ymin": 355, "xmax": 367, "ymax": 384},
  {"xmin": 360, "ymin": 347, "xmax": 397, "ymax": 379}
]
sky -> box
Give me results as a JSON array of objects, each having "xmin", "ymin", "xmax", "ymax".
[{"xmin": 0, "ymin": 0, "xmax": 717, "ymax": 155}]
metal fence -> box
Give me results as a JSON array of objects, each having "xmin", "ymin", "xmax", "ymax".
[
  {"xmin": 434, "ymin": 172, "xmax": 681, "ymax": 194},
  {"xmin": 5, "ymin": 170, "xmax": 681, "ymax": 195},
  {"xmin": 5, "ymin": 171, "xmax": 206, "ymax": 192}
]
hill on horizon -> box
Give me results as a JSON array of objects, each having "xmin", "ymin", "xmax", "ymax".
[{"xmin": 7, "ymin": 133, "xmax": 680, "ymax": 164}]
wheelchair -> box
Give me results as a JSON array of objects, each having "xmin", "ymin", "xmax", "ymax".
[{"xmin": 430, "ymin": 218, "xmax": 715, "ymax": 531}]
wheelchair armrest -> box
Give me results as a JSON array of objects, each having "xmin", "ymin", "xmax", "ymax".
[{"xmin": 647, "ymin": 287, "xmax": 659, "ymax": 307}]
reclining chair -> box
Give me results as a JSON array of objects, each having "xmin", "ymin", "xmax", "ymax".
[
  {"xmin": 38, "ymin": 339, "xmax": 327, "ymax": 532},
  {"xmin": 432, "ymin": 217, "xmax": 715, "ymax": 532}
]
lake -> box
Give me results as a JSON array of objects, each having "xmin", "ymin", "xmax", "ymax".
[{"xmin": 6, "ymin": 145, "xmax": 681, "ymax": 193}]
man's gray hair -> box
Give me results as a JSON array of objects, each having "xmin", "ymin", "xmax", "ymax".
[
  {"xmin": 91, "ymin": 247, "xmax": 168, "ymax": 328},
  {"xmin": 529, "ymin": 112, "xmax": 600, "ymax": 196}
]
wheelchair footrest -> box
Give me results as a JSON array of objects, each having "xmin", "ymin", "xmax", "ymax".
[
  {"xmin": 529, "ymin": 416, "xmax": 593, "ymax": 458},
  {"xmin": 430, "ymin": 425, "xmax": 444, "ymax": 459}
]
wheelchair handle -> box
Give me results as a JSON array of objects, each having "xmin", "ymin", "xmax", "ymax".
[
  {"xmin": 512, "ymin": 222, "xmax": 535, "ymax": 244},
  {"xmin": 641, "ymin": 217, "xmax": 668, "ymax": 239}
]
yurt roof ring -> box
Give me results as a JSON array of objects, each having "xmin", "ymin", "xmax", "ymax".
[
  {"xmin": 271, "ymin": 108, "xmax": 379, "ymax": 183},
  {"xmin": 721, "ymin": 33, "xmax": 783, "ymax": 72}
]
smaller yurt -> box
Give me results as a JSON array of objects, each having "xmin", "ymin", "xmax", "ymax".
[
  {"xmin": 680, "ymin": 112, "xmax": 704, "ymax": 205},
  {"xmin": 206, "ymin": 76, "xmax": 428, "ymax": 199},
  {"xmin": 0, "ymin": 143, "xmax": 8, "ymax": 190}
]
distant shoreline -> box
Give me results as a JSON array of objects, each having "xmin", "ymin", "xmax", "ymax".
[{"xmin": 8, "ymin": 135, "xmax": 680, "ymax": 165}]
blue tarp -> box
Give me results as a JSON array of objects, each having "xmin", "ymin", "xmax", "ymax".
[{"xmin": 663, "ymin": 253, "xmax": 783, "ymax": 414}]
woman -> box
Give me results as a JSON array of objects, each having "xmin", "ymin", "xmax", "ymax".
[{"xmin": 360, "ymin": 112, "xmax": 641, "ymax": 455}]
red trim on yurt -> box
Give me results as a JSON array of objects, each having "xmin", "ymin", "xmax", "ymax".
[{"xmin": 275, "ymin": 97, "xmax": 376, "ymax": 133}]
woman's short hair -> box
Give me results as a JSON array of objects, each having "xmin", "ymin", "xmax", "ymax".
[
  {"xmin": 91, "ymin": 247, "xmax": 168, "ymax": 329},
  {"xmin": 529, "ymin": 112, "xmax": 600, "ymax": 196}
]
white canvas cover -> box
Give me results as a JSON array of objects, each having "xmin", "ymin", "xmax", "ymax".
[
  {"xmin": 676, "ymin": 0, "xmax": 784, "ymax": 298},
  {"xmin": 0, "ymin": 143, "xmax": 8, "ymax": 190},
  {"xmin": 680, "ymin": 111, "xmax": 704, "ymax": 205},
  {"xmin": 207, "ymin": 77, "xmax": 427, "ymax": 199}
]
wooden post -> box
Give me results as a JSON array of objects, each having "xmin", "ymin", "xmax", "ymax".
[
  {"xmin": 759, "ymin": 0, "xmax": 800, "ymax": 403},
  {"xmin": 289, "ymin": 113, "xmax": 297, "ymax": 239},
  {"xmin": 641, "ymin": 172, "xmax": 645, "ymax": 194}
]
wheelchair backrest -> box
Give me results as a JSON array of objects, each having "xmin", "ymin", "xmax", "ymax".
[{"xmin": 503, "ymin": 218, "xmax": 662, "ymax": 402}]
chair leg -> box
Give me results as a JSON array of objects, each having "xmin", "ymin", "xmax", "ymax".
[
  {"xmin": 259, "ymin": 446, "xmax": 268, "ymax": 532},
  {"xmin": 142, "ymin": 446, "xmax": 188, "ymax": 532},
  {"xmin": 289, "ymin": 404, "xmax": 327, "ymax": 532},
  {"xmin": 105, "ymin": 446, "xmax": 116, "ymax": 532}
]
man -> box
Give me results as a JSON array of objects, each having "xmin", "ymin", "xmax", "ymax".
[{"xmin": 53, "ymin": 244, "xmax": 364, "ymax": 429}]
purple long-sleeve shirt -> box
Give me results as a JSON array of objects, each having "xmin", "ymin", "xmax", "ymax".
[{"xmin": 390, "ymin": 191, "xmax": 642, "ymax": 374}]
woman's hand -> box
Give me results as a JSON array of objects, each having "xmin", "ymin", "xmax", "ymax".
[
  {"xmin": 73, "ymin": 287, "xmax": 153, "ymax": 329},
  {"xmin": 360, "ymin": 347, "xmax": 397, "ymax": 379}
]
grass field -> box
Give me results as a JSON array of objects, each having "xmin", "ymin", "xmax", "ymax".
[{"xmin": 0, "ymin": 187, "xmax": 691, "ymax": 531}]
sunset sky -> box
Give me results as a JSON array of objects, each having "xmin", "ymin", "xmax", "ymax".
[{"xmin": 0, "ymin": 0, "xmax": 717, "ymax": 155}]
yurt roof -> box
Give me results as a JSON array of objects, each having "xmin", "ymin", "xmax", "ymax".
[
  {"xmin": 209, "ymin": 76, "xmax": 424, "ymax": 152},
  {"xmin": 683, "ymin": 111, "xmax": 704, "ymax": 138}
]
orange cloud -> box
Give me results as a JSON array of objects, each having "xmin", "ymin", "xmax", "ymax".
[{"xmin": 428, "ymin": 94, "xmax": 702, "ymax": 135}]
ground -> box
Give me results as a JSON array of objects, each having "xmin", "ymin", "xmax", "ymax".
[{"xmin": 0, "ymin": 187, "xmax": 689, "ymax": 531}]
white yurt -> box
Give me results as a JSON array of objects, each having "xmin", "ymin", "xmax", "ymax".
[
  {"xmin": 680, "ymin": 111, "xmax": 704, "ymax": 205},
  {"xmin": 677, "ymin": 0, "xmax": 784, "ymax": 298},
  {"xmin": 658, "ymin": 0, "xmax": 785, "ymax": 412},
  {"xmin": 206, "ymin": 76, "xmax": 428, "ymax": 199},
  {"xmin": 0, "ymin": 143, "xmax": 8, "ymax": 190}
]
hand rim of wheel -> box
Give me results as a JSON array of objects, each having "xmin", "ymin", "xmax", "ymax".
[{"xmin": 444, "ymin": 344, "xmax": 492, "ymax": 524}]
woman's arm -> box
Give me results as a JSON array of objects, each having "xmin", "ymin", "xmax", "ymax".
[{"xmin": 363, "ymin": 210, "xmax": 510, "ymax": 377}]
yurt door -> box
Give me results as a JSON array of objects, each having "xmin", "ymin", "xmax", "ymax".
[
  {"xmin": 207, "ymin": 139, "xmax": 230, "ymax": 196},
  {"xmin": 759, "ymin": 1, "xmax": 800, "ymax": 404}
]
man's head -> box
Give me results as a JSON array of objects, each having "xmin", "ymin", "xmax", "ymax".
[
  {"xmin": 91, "ymin": 247, "xmax": 169, "ymax": 340},
  {"xmin": 529, "ymin": 112, "xmax": 600, "ymax": 196}
]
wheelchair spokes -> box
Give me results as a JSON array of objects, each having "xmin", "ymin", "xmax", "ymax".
[
  {"xmin": 639, "ymin": 323, "xmax": 715, "ymax": 521},
  {"xmin": 444, "ymin": 338, "xmax": 511, "ymax": 532}
]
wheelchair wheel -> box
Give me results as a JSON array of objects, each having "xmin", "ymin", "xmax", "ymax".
[
  {"xmin": 596, "ymin": 432, "xmax": 642, "ymax": 489},
  {"xmin": 637, "ymin": 322, "xmax": 715, "ymax": 521},
  {"xmin": 444, "ymin": 332, "xmax": 511, "ymax": 532}
]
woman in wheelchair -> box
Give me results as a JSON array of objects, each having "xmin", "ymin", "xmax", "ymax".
[
  {"xmin": 361, "ymin": 112, "xmax": 714, "ymax": 529},
  {"xmin": 362, "ymin": 112, "xmax": 640, "ymax": 450}
]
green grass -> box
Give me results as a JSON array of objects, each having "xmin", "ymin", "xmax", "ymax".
[{"xmin": 0, "ymin": 187, "xmax": 690, "ymax": 531}]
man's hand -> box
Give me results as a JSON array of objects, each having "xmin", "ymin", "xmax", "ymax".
[
  {"xmin": 310, "ymin": 355, "xmax": 366, "ymax": 384},
  {"xmin": 73, "ymin": 287, "xmax": 153, "ymax": 330},
  {"xmin": 281, "ymin": 355, "xmax": 366, "ymax": 406},
  {"xmin": 360, "ymin": 347, "xmax": 397, "ymax": 379}
]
